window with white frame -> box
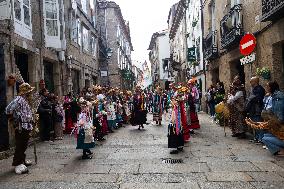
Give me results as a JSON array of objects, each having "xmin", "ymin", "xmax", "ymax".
[
  {"xmin": 23, "ymin": 0, "xmax": 31, "ymax": 26},
  {"xmin": 0, "ymin": 0, "xmax": 10, "ymax": 20},
  {"xmin": 90, "ymin": 35, "xmax": 97, "ymax": 56},
  {"xmin": 77, "ymin": 19, "xmax": 82, "ymax": 46},
  {"xmin": 70, "ymin": 11, "xmax": 77, "ymax": 42},
  {"xmin": 45, "ymin": 0, "xmax": 59, "ymax": 36},
  {"xmin": 13, "ymin": 0, "xmax": 32, "ymax": 40},
  {"xmin": 90, "ymin": 0, "xmax": 96, "ymax": 27},
  {"xmin": 81, "ymin": 0, "xmax": 87, "ymax": 13},
  {"xmin": 82, "ymin": 25, "xmax": 89, "ymax": 51},
  {"xmin": 117, "ymin": 48, "xmax": 120, "ymax": 68},
  {"xmin": 116, "ymin": 25, "xmax": 120, "ymax": 38},
  {"xmin": 14, "ymin": 0, "xmax": 31, "ymax": 27},
  {"xmin": 14, "ymin": 0, "xmax": 21, "ymax": 21}
]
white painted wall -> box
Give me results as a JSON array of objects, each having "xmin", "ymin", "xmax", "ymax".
[
  {"xmin": 158, "ymin": 32, "xmax": 170, "ymax": 80},
  {"xmin": 186, "ymin": 0, "xmax": 204, "ymax": 75}
]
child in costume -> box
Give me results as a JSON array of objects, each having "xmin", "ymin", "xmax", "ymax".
[
  {"xmin": 76, "ymin": 98, "xmax": 95, "ymax": 159},
  {"xmin": 106, "ymin": 99, "xmax": 116, "ymax": 132}
]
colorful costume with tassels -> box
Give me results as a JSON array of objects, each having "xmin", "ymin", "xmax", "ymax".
[
  {"xmin": 153, "ymin": 92, "xmax": 163, "ymax": 124},
  {"xmin": 180, "ymin": 100, "xmax": 190, "ymax": 141},
  {"xmin": 168, "ymin": 102, "xmax": 184, "ymax": 149}
]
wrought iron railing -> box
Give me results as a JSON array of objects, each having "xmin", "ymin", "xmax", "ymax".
[
  {"xmin": 220, "ymin": 4, "xmax": 243, "ymax": 49},
  {"xmin": 261, "ymin": 0, "xmax": 284, "ymax": 21},
  {"xmin": 204, "ymin": 30, "xmax": 218, "ymax": 60}
]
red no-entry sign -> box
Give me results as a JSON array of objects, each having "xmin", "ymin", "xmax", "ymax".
[{"xmin": 240, "ymin": 33, "xmax": 256, "ymax": 56}]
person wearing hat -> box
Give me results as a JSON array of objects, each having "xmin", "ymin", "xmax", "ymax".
[
  {"xmin": 76, "ymin": 98, "xmax": 95, "ymax": 159},
  {"xmin": 6, "ymin": 83, "xmax": 35, "ymax": 174},
  {"xmin": 187, "ymin": 80, "xmax": 201, "ymax": 131}
]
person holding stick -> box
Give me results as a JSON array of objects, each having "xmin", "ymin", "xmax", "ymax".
[{"xmin": 5, "ymin": 83, "xmax": 35, "ymax": 174}]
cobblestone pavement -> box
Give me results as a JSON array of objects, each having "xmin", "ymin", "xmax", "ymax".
[{"xmin": 1, "ymin": 113, "xmax": 284, "ymax": 189}]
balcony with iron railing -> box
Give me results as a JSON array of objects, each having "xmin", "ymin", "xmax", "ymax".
[
  {"xmin": 261, "ymin": 0, "xmax": 284, "ymax": 22},
  {"xmin": 220, "ymin": 4, "xmax": 243, "ymax": 49},
  {"xmin": 204, "ymin": 30, "xmax": 218, "ymax": 60}
]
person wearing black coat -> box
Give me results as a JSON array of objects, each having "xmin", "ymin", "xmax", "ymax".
[{"xmin": 38, "ymin": 89, "xmax": 53, "ymax": 142}]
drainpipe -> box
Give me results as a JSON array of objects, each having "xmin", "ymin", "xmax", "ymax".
[
  {"xmin": 200, "ymin": 0, "xmax": 206, "ymax": 91},
  {"xmin": 200, "ymin": 0, "xmax": 206, "ymax": 112},
  {"xmin": 39, "ymin": 0, "xmax": 44, "ymax": 82},
  {"xmin": 184, "ymin": 0, "xmax": 189, "ymax": 82}
]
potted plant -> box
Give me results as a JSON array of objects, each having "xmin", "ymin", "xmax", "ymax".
[
  {"xmin": 7, "ymin": 75, "xmax": 16, "ymax": 86},
  {"xmin": 256, "ymin": 67, "xmax": 271, "ymax": 80}
]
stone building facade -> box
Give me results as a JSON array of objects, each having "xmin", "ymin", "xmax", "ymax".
[
  {"xmin": 65, "ymin": 0, "xmax": 99, "ymax": 95},
  {"xmin": 0, "ymin": 0, "xmax": 99, "ymax": 151},
  {"xmin": 97, "ymin": 1, "xmax": 134, "ymax": 90},
  {"xmin": 203, "ymin": 0, "xmax": 284, "ymax": 92}
]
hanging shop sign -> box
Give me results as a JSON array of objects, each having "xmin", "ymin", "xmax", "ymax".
[
  {"xmin": 100, "ymin": 71, "xmax": 108, "ymax": 77},
  {"xmin": 240, "ymin": 52, "xmax": 256, "ymax": 65},
  {"xmin": 187, "ymin": 47, "xmax": 196, "ymax": 62}
]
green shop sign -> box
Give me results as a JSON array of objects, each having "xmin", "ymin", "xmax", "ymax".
[{"xmin": 187, "ymin": 47, "xmax": 196, "ymax": 62}]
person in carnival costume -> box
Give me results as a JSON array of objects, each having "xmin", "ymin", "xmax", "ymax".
[
  {"xmin": 6, "ymin": 83, "xmax": 36, "ymax": 174},
  {"xmin": 227, "ymin": 76, "xmax": 247, "ymax": 138},
  {"xmin": 153, "ymin": 86, "xmax": 163, "ymax": 125},
  {"xmin": 76, "ymin": 98, "xmax": 95, "ymax": 159},
  {"xmin": 96, "ymin": 87, "xmax": 108, "ymax": 136},
  {"xmin": 106, "ymin": 89, "xmax": 116, "ymax": 132},
  {"xmin": 187, "ymin": 79, "xmax": 201, "ymax": 131},
  {"xmin": 131, "ymin": 86, "xmax": 147, "ymax": 130},
  {"xmin": 168, "ymin": 85, "xmax": 185, "ymax": 154}
]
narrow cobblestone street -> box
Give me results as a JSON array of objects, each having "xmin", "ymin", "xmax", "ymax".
[{"xmin": 1, "ymin": 113, "xmax": 284, "ymax": 189}]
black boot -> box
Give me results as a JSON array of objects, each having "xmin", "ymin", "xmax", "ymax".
[
  {"xmin": 170, "ymin": 150, "xmax": 179, "ymax": 154},
  {"xmin": 86, "ymin": 149, "xmax": 93, "ymax": 155},
  {"xmin": 82, "ymin": 149, "xmax": 92, "ymax": 159}
]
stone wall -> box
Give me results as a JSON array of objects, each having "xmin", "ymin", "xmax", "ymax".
[{"xmin": 203, "ymin": 0, "xmax": 284, "ymax": 94}]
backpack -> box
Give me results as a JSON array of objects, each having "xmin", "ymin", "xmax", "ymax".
[{"xmin": 272, "ymin": 91, "xmax": 284, "ymax": 123}]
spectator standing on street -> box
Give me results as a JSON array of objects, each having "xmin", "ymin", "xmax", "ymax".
[
  {"xmin": 206, "ymin": 85, "xmax": 216, "ymax": 118},
  {"xmin": 53, "ymin": 95, "xmax": 64, "ymax": 140},
  {"xmin": 227, "ymin": 76, "xmax": 247, "ymax": 139},
  {"xmin": 246, "ymin": 77, "xmax": 265, "ymax": 142},
  {"xmin": 38, "ymin": 88, "xmax": 53, "ymax": 142}
]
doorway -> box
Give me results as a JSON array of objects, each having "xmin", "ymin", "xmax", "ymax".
[
  {"xmin": 211, "ymin": 67, "xmax": 219, "ymax": 85},
  {"xmin": 72, "ymin": 69, "xmax": 80, "ymax": 95},
  {"xmin": 14, "ymin": 51, "xmax": 29, "ymax": 83},
  {"xmin": 44, "ymin": 61, "xmax": 55, "ymax": 93},
  {"xmin": 0, "ymin": 44, "xmax": 9, "ymax": 151},
  {"xmin": 230, "ymin": 59, "xmax": 245, "ymax": 84}
]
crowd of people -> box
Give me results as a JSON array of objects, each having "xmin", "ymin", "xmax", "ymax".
[
  {"xmin": 214, "ymin": 76, "xmax": 284, "ymax": 156},
  {"xmin": 5, "ymin": 74, "xmax": 284, "ymax": 175}
]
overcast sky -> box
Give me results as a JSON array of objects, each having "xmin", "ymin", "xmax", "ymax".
[{"xmin": 112, "ymin": 0, "xmax": 179, "ymax": 69}]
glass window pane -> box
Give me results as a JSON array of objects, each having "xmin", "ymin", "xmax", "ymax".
[
  {"xmin": 14, "ymin": 0, "xmax": 21, "ymax": 21},
  {"xmin": 23, "ymin": 0, "xmax": 29, "ymax": 6},
  {"xmin": 46, "ymin": 20, "xmax": 58, "ymax": 36},
  {"xmin": 46, "ymin": 2, "xmax": 57, "ymax": 19},
  {"xmin": 23, "ymin": 5, "xmax": 30, "ymax": 26}
]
